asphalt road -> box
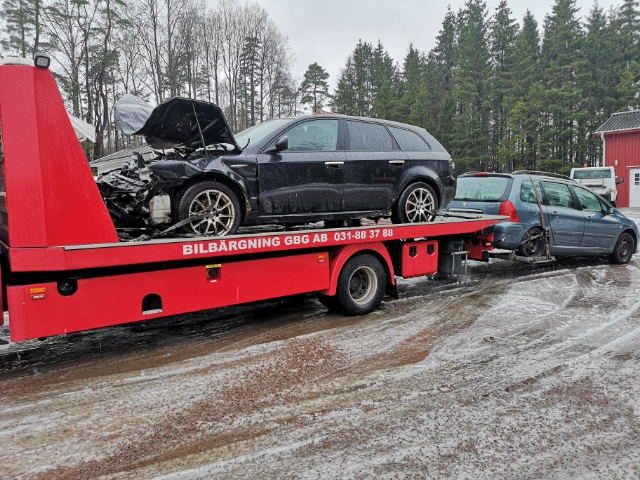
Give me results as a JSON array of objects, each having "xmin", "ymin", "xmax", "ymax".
[{"xmin": 1, "ymin": 213, "xmax": 640, "ymax": 479}]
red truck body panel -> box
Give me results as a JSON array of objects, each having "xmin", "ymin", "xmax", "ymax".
[{"xmin": 0, "ymin": 65, "xmax": 118, "ymax": 247}]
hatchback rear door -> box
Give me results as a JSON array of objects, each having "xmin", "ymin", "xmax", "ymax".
[
  {"xmin": 541, "ymin": 181, "xmax": 584, "ymax": 248},
  {"xmin": 447, "ymin": 174, "xmax": 513, "ymax": 215}
]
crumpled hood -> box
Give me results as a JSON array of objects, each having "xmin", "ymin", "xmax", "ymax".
[{"xmin": 115, "ymin": 95, "xmax": 240, "ymax": 152}]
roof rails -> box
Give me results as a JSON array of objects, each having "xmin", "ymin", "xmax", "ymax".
[{"xmin": 511, "ymin": 170, "xmax": 574, "ymax": 181}]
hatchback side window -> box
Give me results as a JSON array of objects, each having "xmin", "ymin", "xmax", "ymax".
[
  {"xmin": 573, "ymin": 186, "xmax": 604, "ymax": 212},
  {"xmin": 389, "ymin": 127, "xmax": 430, "ymax": 151},
  {"xmin": 520, "ymin": 180, "xmax": 544, "ymax": 204},
  {"xmin": 284, "ymin": 120, "xmax": 338, "ymax": 151},
  {"xmin": 542, "ymin": 182, "xmax": 574, "ymax": 209},
  {"xmin": 348, "ymin": 121, "xmax": 394, "ymax": 150}
]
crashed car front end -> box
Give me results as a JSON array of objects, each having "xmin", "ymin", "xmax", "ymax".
[{"xmin": 96, "ymin": 95, "xmax": 242, "ymax": 238}]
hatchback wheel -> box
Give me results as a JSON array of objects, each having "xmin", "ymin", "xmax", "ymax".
[
  {"xmin": 176, "ymin": 181, "xmax": 242, "ymax": 236},
  {"xmin": 609, "ymin": 232, "xmax": 635, "ymax": 264},
  {"xmin": 392, "ymin": 182, "xmax": 438, "ymax": 224},
  {"xmin": 518, "ymin": 228, "xmax": 545, "ymax": 258}
]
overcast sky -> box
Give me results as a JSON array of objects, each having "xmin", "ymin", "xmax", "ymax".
[{"xmin": 211, "ymin": 0, "xmax": 621, "ymax": 89}]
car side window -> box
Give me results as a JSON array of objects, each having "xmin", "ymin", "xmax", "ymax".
[
  {"xmin": 284, "ymin": 120, "xmax": 338, "ymax": 151},
  {"xmin": 573, "ymin": 186, "xmax": 603, "ymax": 212},
  {"xmin": 389, "ymin": 127, "xmax": 430, "ymax": 151},
  {"xmin": 542, "ymin": 182, "xmax": 574, "ymax": 209},
  {"xmin": 347, "ymin": 121, "xmax": 394, "ymax": 150},
  {"xmin": 520, "ymin": 180, "xmax": 544, "ymax": 204}
]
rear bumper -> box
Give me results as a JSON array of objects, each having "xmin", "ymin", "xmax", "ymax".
[{"xmin": 491, "ymin": 222, "xmax": 528, "ymax": 250}]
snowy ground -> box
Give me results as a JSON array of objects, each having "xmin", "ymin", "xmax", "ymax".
[{"xmin": 2, "ymin": 210, "xmax": 640, "ymax": 479}]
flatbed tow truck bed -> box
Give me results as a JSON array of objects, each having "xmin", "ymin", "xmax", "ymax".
[{"xmin": 0, "ymin": 61, "xmax": 506, "ymax": 343}]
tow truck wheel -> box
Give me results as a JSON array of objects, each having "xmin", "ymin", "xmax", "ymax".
[
  {"xmin": 518, "ymin": 227, "xmax": 544, "ymax": 258},
  {"xmin": 609, "ymin": 232, "xmax": 635, "ymax": 264},
  {"xmin": 336, "ymin": 253, "xmax": 386, "ymax": 315},
  {"xmin": 391, "ymin": 182, "xmax": 438, "ymax": 224},
  {"xmin": 177, "ymin": 181, "xmax": 241, "ymax": 237}
]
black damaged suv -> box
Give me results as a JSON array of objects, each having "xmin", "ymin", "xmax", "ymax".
[{"xmin": 99, "ymin": 97, "xmax": 456, "ymax": 237}]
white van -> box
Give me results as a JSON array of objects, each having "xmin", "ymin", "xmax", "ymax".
[{"xmin": 569, "ymin": 166, "xmax": 624, "ymax": 206}]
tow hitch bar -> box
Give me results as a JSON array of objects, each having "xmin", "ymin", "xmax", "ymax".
[{"xmin": 483, "ymin": 250, "xmax": 556, "ymax": 264}]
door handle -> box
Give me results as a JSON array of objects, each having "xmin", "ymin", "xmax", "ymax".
[
  {"xmin": 389, "ymin": 160, "xmax": 405, "ymax": 165},
  {"xmin": 325, "ymin": 161, "xmax": 344, "ymax": 168},
  {"xmin": 229, "ymin": 164, "xmax": 250, "ymax": 168},
  {"xmin": 551, "ymin": 211, "xmax": 559, "ymax": 216}
]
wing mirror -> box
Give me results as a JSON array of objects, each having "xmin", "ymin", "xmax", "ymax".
[
  {"xmin": 616, "ymin": 177, "xmax": 624, "ymax": 185},
  {"xmin": 605, "ymin": 206, "xmax": 616, "ymax": 215},
  {"xmin": 274, "ymin": 136, "xmax": 288, "ymax": 152}
]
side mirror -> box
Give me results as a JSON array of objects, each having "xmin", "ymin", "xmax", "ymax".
[
  {"xmin": 605, "ymin": 206, "xmax": 615, "ymax": 215},
  {"xmin": 616, "ymin": 177, "xmax": 624, "ymax": 185},
  {"xmin": 274, "ymin": 136, "xmax": 288, "ymax": 152}
]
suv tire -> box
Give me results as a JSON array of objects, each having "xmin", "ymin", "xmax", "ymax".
[{"xmin": 392, "ymin": 182, "xmax": 438, "ymax": 224}]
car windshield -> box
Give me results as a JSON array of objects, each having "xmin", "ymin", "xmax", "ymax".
[
  {"xmin": 234, "ymin": 119, "xmax": 290, "ymax": 149},
  {"xmin": 454, "ymin": 176, "xmax": 511, "ymax": 201},
  {"xmin": 573, "ymin": 169, "xmax": 611, "ymax": 179}
]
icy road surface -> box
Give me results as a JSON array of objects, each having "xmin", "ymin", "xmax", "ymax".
[{"xmin": 1, "ymin": 210, "xmax": 640, "ymax": 479}]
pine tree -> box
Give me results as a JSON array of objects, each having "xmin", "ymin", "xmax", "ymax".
[
  {"xmin": 502, "ymin": 11, "xmax": 542, "ymax": 170},
  {"xmin": 428, "ymin": 6, "xmax": 458, "ymax": 143},
  {"xmin": 450, "ymin": 0, "xmax": 491, "ymax": 172},
  {"xmin": 540, "ymin": 0, "xmax": 586, "ymax": 171},
  {"xmin": 489, "ymin": 0, "xmax": 518, "ymax": 170},
  {"xmin": 1, "ymin": 0, "xmax": 40, "ymax": 57},
  {"xmin": 299, "ymin": 62, "xmax": 330, "ymax": 112}
]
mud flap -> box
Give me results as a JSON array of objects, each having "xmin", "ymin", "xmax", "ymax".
[{"xmin": 386, "ymin": 282, "xmax": 399, "ymax": 299}]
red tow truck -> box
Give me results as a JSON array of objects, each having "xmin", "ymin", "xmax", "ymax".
[{"xmin": 0, "ymin": 60, "xmax": 504, "ymax": 343}]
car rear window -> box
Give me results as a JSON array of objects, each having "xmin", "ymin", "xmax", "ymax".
[
  {"xmin": 389, "ymin": 127, "xmax": 430, "ymax": 151},
  {"xmin": 348, "ymin": 121, "xmax": 394, "ymax": 150},
  {"xmin": 573, "ymin": 169, "xmax": 611, "ymax": 179},
  {"xmin": 454, "ymin": 176, "xmax": 511, "ymax": 201}
]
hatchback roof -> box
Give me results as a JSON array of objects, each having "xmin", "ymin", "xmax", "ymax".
[{"xmin": 459, "ymin": 170, "xmax": 575, "ymax": 182}]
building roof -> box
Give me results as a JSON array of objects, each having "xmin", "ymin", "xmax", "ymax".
[{"xmin": 594, "ymin": 110, "xmax": 640, "ymax": 134}]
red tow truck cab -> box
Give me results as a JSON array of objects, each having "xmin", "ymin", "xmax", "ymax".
[{"xmin": 0, "ymin": 62, "xmax": 504, "ymax": 342}]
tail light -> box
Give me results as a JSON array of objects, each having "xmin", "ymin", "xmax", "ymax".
[{"xmin": 499, "ymin": 200, "xmax": 520, "ymax": 222}]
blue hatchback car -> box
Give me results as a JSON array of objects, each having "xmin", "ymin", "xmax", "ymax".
[{"xmin": 446, "ymin": 171, "xmax": 638, "ymax": 264}]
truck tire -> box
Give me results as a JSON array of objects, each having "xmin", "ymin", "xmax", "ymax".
[
  {"xmin": 176, "ymin": 181, "xmax": 242, "ymax": 236},
  {"xmin": 335, "ymin": 253, "xmax": 386, "ymax": 315},
  {"xmin": 316, "ymin": 293, "xmax": 341, "ymax": 311},
  {"xmin": 392, "ymin": 182, "xmax": 438, "ymax": 224},
  {"xmin": 609, "ymin": 232, "xmax": 635, "ymax": 264}
]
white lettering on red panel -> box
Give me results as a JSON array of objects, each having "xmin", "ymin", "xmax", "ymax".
[{"xmin": 181, "ymin": 229, "xmax": 393, "ymax": 256}]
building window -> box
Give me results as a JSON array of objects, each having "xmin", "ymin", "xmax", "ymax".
[{"xmin": 635, "ymin": 173, "xmax": 640, "ymax": 186}]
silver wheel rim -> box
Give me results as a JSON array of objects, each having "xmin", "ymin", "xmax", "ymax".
[
  {"xmin": 405, "ymin": 187, "xmax": 435, "ymax": 223},
  {"xmin": 619, "ymin": 237, "xmax": 631, "ymax": 260},
  {"xmin": 188, "ymin": 189, "xmax": 235, "ymax": 236},
  {"xmin": 348, "ymin": 265, "xmax": 378, "ymax": 305}
]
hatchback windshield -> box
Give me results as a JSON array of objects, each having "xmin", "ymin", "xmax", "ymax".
[
  {"xmin": 234, "ymin": 118, "xmax": 290, "ymax": 148},
  {"xmin": 454, "ymin": 176, "xmax": 511, "ymax": 201}
]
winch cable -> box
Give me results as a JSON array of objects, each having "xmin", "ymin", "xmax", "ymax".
[{"xmin": 528, "ymin": 174, "xmax": 551, "ymax": 256}]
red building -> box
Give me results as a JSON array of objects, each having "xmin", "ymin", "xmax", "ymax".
[{"xmin": 594, "ymin": 111, "xmax": 640, "ymax": 208}]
